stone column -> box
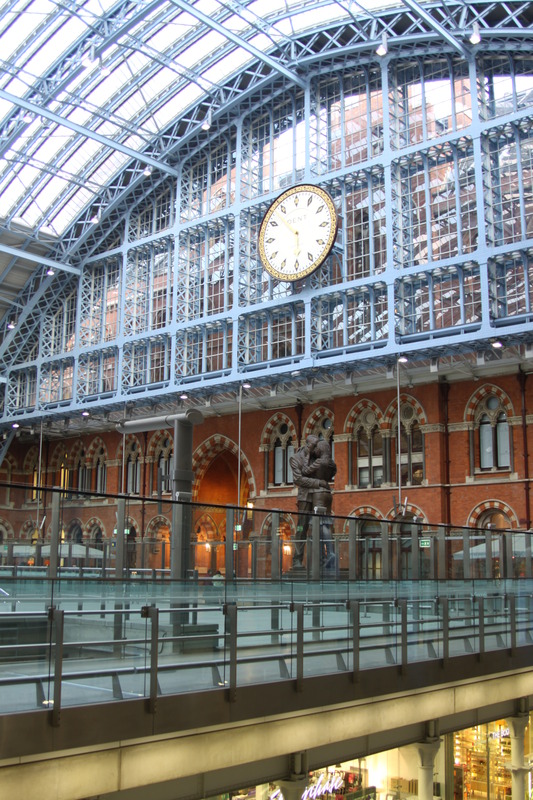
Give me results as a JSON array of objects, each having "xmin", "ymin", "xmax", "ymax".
[
  {"xmin": 414, "ymin": 740, "xmax": 441, "ymax": 800},
  {"xmin": 507, "ymin": 715, "xmax": 529, "ymax": 800}
]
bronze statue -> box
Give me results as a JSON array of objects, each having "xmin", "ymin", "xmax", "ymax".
[{"xmin": 290, "ymin": 436, "xmax": 336, "ymax": 568}]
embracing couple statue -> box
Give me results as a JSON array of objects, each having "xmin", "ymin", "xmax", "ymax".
[{"xmin": 289, "ymin": 434, "xmax": 337, "ymax": 570}]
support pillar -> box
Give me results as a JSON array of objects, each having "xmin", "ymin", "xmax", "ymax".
[
  {"xmin": 507, "ymin": 714, "xmax": 529, "ymax": 800},
  {"xmin": 413, "ymin": 739, "xmax": 441, "ymax": 800}
]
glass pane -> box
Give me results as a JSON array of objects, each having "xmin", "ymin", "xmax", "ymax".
[{"xmin": 480, "ymin": 418, "xmax": 494, "ymax": 469}]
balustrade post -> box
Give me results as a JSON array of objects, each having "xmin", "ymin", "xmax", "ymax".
[
  {"xmin": 271, "ymin": 511, "xmax": 280, "ymax": 581},
  {"xmin": 49, "ymin": 606, "xmax": 64, "ymax": 727},
  {"xmin": 347, "ymin": 599, "xmax": 360, "ymax": 681},
  {"xmin": 380, "ymin": 522, "xmax": 390, "ymax": 580},
  {"xmin": 291, "ymin": 602, "xmax": 304, "ymax": 692},
  {"xmin": 224, "ymin": 602, "xmax": 237, "ymax": 702},
  {"xmin": 141, "ymin": 605, "xmax": 159, "ymax": 714},
  {"xmin": 477, "ymin": 596, "xmax": 485, "ymax": 658},
  {"xmin": 225, "ymin": 507, "xmax": 235, "ymax": 580},
  {"xmin": 348, "ymin": 518, "xmax": 357, "ymax": 581},
  {"xmin": 48, "ymin": 490, "xmax": 61, "ymax": 579},
  {"xmin": 311, "ymin": 514, "xmax": 320, "ymax": 581},
  {"xmin": 437, "ymin": 526, "xmax": 446, "ymax": 580}
]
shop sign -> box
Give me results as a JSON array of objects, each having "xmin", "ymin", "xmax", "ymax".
[{"xmin": 301, "ymin": 773, "xmax": 344, "ymax": 800}]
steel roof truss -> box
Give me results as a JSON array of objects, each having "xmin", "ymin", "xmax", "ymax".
[{"xmin": 401, "ymin": 0, "xmax": 467, "ymax": 53}]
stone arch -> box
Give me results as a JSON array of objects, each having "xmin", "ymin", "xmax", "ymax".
[
  {"xmin": 467, "ymin": 499, "xmax": 519, "ymax": 529},
  {"xmin": 20, "ymin": 518, "xmax": 37, "ymax": 540},
  {"xmin": 465, "ymin": 384, "xmax": 514, "ymax": 424},
  {"xmin": 147, "ymin": 430, "xmax": 173, "ymax": 459},
  {"xmin": 85, "ymin": 516, "xmax": 106, "ymax": 539},
  {"xmin": 385, "ymin": 502, "xmax": 427, "ymax": 522},
  {"xmin": 260, "ymin": 412, "xmax": 297, "ymax": 452},
  {"xmin": 145, "ymin": 515, "xmax": 171, "ymax": 537},
  {"xmin": 302, "ymin": 406, "xmax": 334, "ymax": 443},
  {"xmin": 341, "ymin": 506, "xmax": 383, "ymax": 533},
  {"xmin": 86, "ymin": 436, "xmax": 108, "ymax": 462},
  {"xmin": 23, "ymin": 446, "xmax": 39, "ymax": 472},
  {"xmin": 49, "ymin": 442, "xmax": 70, "ymax": 470},
  {"xmin": 0, "ymin": 518, "xmax": 15, "ymax": 539},
  {"xmin": 383, "ymin": 394, "xmax": 428, "ymax": 429},
  {"xmin": 116, "ymin": 433, "xmax": 143, "ymax": 461},
  {"xmin": 69, "ymin": 439, "xmax": 88, "ymax": 465},
  {"xmin": 345, "ymin": 400, "xmax": 384, "ymax": 435},
  {"xmin": 192, "ymin": 434, "xmax": 257, "ymax": 501}
]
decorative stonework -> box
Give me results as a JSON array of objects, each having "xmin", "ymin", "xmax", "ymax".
[
  {"xmin": 465, "ymin": 384, "xmax": 514, "ymax": 424},
  {"xmin": 260, "ymin": 412, "xmax": 297, "ymax": 451},
  {"xmin": 383, "ymin": 394, "xmax": 428, "ymax": 428},
  {"xmin": 467, "ymin": 499, "xmax": 519, "ymax": 528}
]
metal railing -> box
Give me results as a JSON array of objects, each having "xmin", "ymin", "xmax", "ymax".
[{"xmin": 0, "ymin": 578, "xmax": 532, "ymax": 720}]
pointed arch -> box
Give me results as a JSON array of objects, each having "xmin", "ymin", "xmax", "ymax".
[
  {"xmin": 465, "ymin": 384, "xmax": 514, "ymax": 424},
  {"xmin": 383, "ymin": 393, "xmax": 428, "ymax": 428},
  {"xmin": 303, "ymin": 406, "xmax": 334, "ymax": 442},
  {"xmin": 345, "ymin": 400, "xmax": 384, "ymax": 435},
  {"xmin": 192, "ymin": 434, "xmax": 256, "ymax": 501},
  {"xmin": 260, "ymin": 412, "xmax": 297, "ymax": 451}
]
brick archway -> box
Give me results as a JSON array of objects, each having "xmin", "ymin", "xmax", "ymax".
[
  {"xmin": 464, "ymin": 384, "xmax": 514, "ymax": 423},
  {"xmin": 260, "ymin": 412, "xmax": 297, "ymax": 451},
  {"xmin": 383, "ymin": 394, "xmax": 428, "ymax": 428},
  {"xmin": 192, "ymin": 435, "xmax": 256, "ymax": 501},
  {"xmin": 468, "ymin": 499, "xmax": 519, "ymax": 528},
  {"xmin": 345, "ymin": 400, "xmax": 384, "ymax": 435}
]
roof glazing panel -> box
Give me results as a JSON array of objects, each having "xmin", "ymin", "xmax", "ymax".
[{"xmin": 0, "ymin": 0, "xmax": 418, "ymax": 236}]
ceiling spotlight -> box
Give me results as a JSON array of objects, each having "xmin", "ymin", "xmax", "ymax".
[
  {"xmin": 491, "ymin": 339, "xmax": 503, "ymax": 349},
  {"xmin": 46, "ymin": 268, "xmax": 55, "ymax": 276},
  {"xmin": 90, "ymin": 212, "xmax": 100, "ymax": 224},
  {"xmin": 398, "ymin": 355, "xmax": 408, "ymax": 363},
  {"xmin": 201, "ymin": 108, "xmax": 212, "ymax": 131},
  {"xmin": 7, "ymin": 321, "xmax": 15, "ymax": 330},
  {"xmin": 143, "ymin": 165, "xmax": 153, "ymax": 177},
  {"xmin": 179, "ymin": 392, "xmax": 188, "ymax": 400},
  {"xmin": 81, "ymin": 410, "xmax": 90, "ymax": 417},
  {"xmin": 12, "ymin": 422, "xmax": 19, "ymax": 429},
  {"xmin": 242, "ymin": 381, "xmax": 251, "ymax": 389},
  {"xmin": 469, "ymin": 21, "xmax": 481, "ymax": 45},
  {"xmin": 376, "ymin": 32, "xmax": 388, "ymax": 57}
]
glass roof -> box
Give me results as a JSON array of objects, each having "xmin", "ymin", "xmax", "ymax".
[{"xmin": 0, "ymin": 0, "xmax": 392, "ymax": 238}]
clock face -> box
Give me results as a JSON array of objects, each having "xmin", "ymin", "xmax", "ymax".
[{"xmin": 258, "ymin": 184, "xmax": 338, "ymax": 281}]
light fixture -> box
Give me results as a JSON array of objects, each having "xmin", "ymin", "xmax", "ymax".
[
  {"xmin": 376, "ymin": 32, "xmax": 388, "ymax": 57},
  {"xmin": 7, "ymin": 321, "xmax": 15, "ymax": 330},
  {"xmin": 81, "ymin": 410, "xmax": 90, "ymax": 417},
  {"xmin": 143, "ymin": 165, "xmax": 153, "ymax": 177},
  {"xmin": 46, "ymin": 268, "xmax": 55, "ymax": 276},
  {"xmin": 398, "ymin": 355, "xmax": 408, "ymax": 363},
  {"xmin": 179, "ymin": 392, "xmax": 188, "ymax": 400},
  {"xmin": 469, "ymin": 21, "xmax": 481, "ymax": 45},
  {"xmin": 201, "ymin": 108, "xmax": 212, "ymax": 131},
  {"xmin": 12, "ymin": 422, "xmax": 19, "ymax": 429},
  {"xmin": 242, "ymin": 381, "xmax": 251, "ymax": 389},
  {"xmin": 492, "ymin": 339, "xmax": 503, "ymax": 349},
  {"xmin": 90, "ymin": 211, "xmax": 100, "ymax": 224}
]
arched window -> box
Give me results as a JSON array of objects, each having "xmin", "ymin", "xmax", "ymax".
[
  {"xmin": 394, "ymin": 407, "xmax": 424, "ymax": 486},
  {"xmin": 357, "ymin": 427, "xmax": 383, "ymax": 488},
  {"xmin": 155, "ymin": 437, "xmax": 173, "ymax": 492},
  {"xmin": 476, "ymin": 395, "xmax": 511, "ymax": 471},
  {"xmin": 124, "ymin": 441, "xmax": 141, "ymax": 494},
  {"xmin": 95, "ymin": 448, "xmax": 107, "ymax": 493},
  {"xmin": 273, "ymin": 434, "xmax": 294, "ymax": 485},
  {"xmin": 74, "ymin": 449, "xmax": 88, "ymax": 494},
  {"xmin": 58, "ymin": 452, "xmax": 69, "ymax": 490},
  {"xmin": 268, "ymin": 420, "xmax": 295, "ymax": 486}
]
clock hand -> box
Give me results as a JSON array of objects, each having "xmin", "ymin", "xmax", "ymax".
[{"xmin": 275, "ymin": 212, "xmax": 298, "ymax": 237}]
